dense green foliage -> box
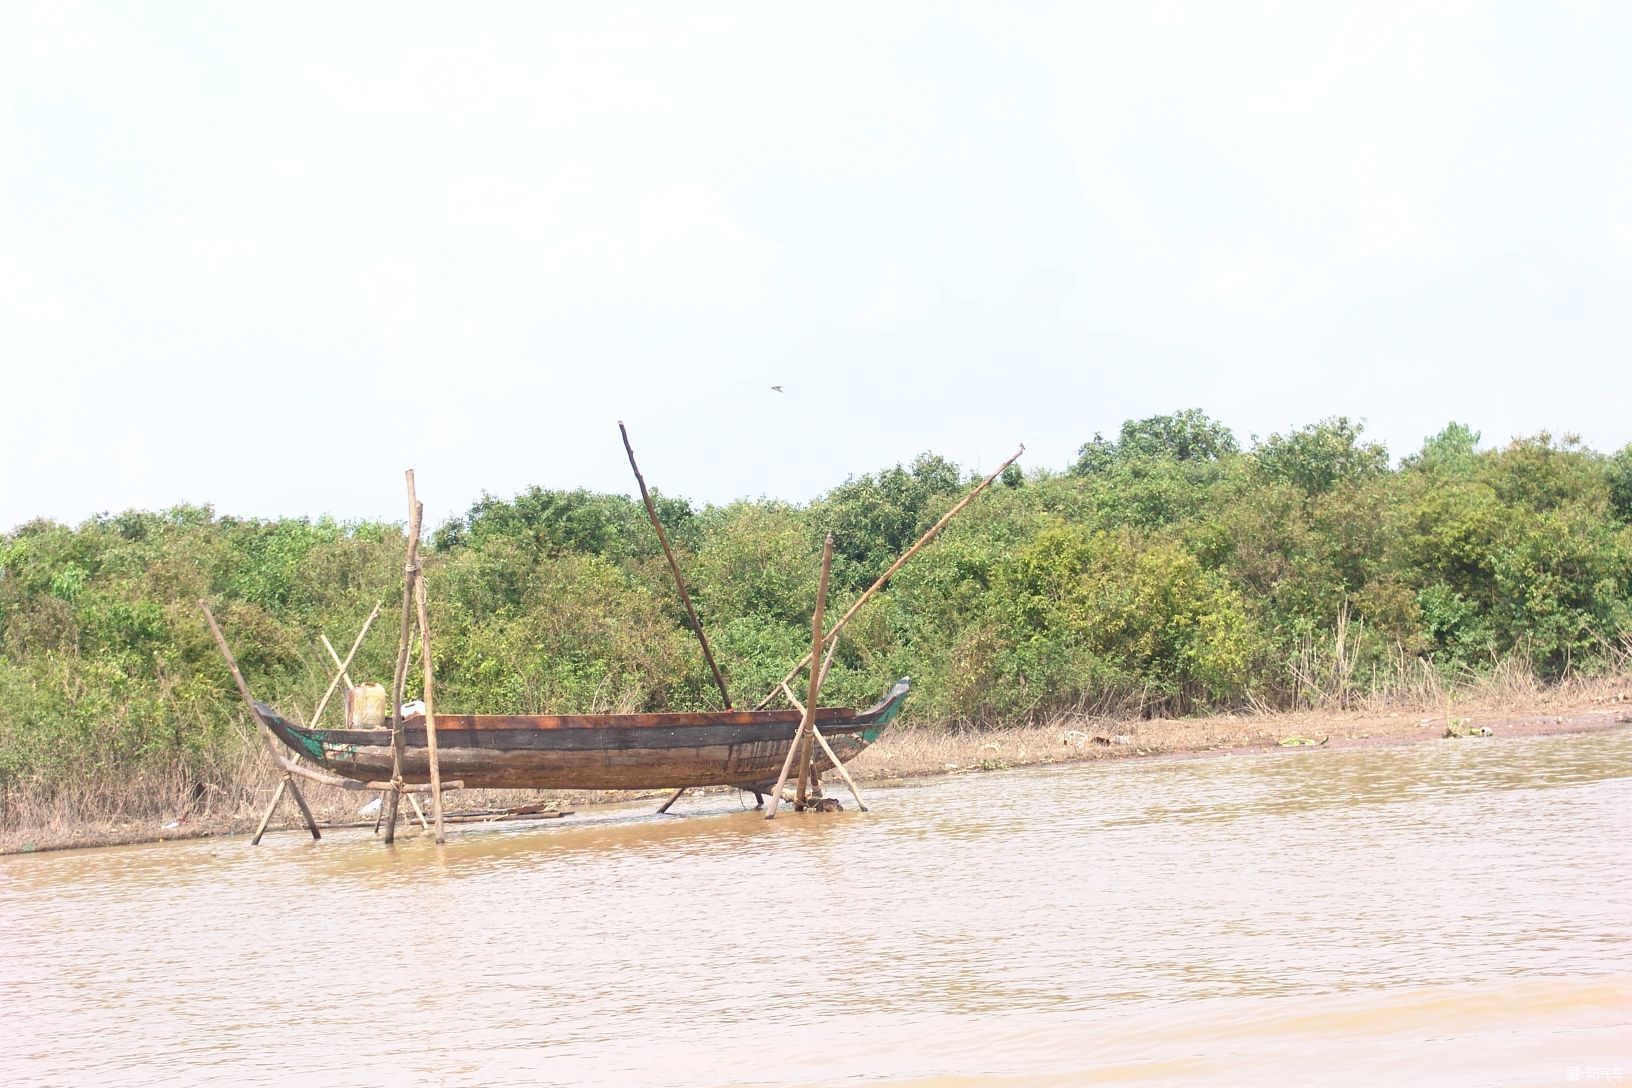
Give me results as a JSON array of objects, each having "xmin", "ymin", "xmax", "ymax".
[{"xmin": 4, "ymin": 412, "xmax": 1631, "ymax": 793}]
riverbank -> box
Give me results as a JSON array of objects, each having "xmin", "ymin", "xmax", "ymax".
[{"xmin": 4, "ymin": 684, "xmax": 1628, "ymax": 856}]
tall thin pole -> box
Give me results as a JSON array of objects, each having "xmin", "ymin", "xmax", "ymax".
[
  {"xmin": 384, "ymin": 472, "xmax": 424, "ymax": 844},
  {"xmin": 756, "ymin": 445, "xmax": 1025, "ymax": 709},
  {"xmin": 766, "ymin": 534, "xmax": 832, "ymax": 819},
  {"xmin": 794, "ymin": 534, "xmax": 834, "ymax": 807},
  {"xmin": 619, "ymin": 421, "xmax": 733, "ymax": 709},
  {"xmin": 414, "ymin": 575, "xmax": 446, "ymax": 844}
]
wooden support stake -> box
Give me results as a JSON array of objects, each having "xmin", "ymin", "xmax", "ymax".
[
  {"xmin": 620, "ymin": 422, "xmax": 733, "ymax": 709},
  {"xmin": 199, "ymin": 601, "xmax": 322, "ymax": 842},
  {"xmin": 414, "ymin": 573, "xmax": 447, "ymax": 844},
  {"xmin": 384, "ymin": 472, "xmax": 425, "ymax": 845},
  {"xmin": 655, "ymin": 786, "xmax": 687, "ymax": 814},
  {"xmin": 251, "ymin": 778, "xmax": 288, "ymax": 845},
  {"xmin": 792, "ymin": 716, "xmax": 817, "ymax": 809},
  {"xmin": 780, "ymin": 682, "xmax": 868, "ymax": 812},
  {"xmin": 794, "ymin": 535, "xmax": 834, "ymax": 808},
  {"xmin": 756, "ymin": 445, "xmax": 1025, "ymax": 709},
  {"xmin": 407, "ymin": 793, "xmax": 430, "ymax": 832},
  {"xmin": 767, "ymin": 534, "xmax": 833, "ymax": 819},
  {"xmin": 311, "ymin": 602, "xmax": 383, "ymax": 726},
  {"xmin": 763, "ymin": 720, "xmax": 806, "ymax": 820}
]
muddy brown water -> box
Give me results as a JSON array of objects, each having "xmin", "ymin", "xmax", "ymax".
[{"xmin": 3, "ymin": 730, "xmax": 1629, "ymax": 1087}]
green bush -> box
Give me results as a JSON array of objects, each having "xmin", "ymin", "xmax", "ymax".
[{"xmin": 3, "ymin": 410, "xmax": 1631, "ymax": 793}]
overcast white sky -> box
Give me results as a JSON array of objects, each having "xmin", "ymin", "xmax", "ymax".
[{"xmin": 4, "ymin": 1, "xmax": 1631, "ymax": 532}]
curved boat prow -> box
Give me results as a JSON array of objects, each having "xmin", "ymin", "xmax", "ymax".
[{"xmin": 859, "ymin": 676, "xmax": 911, "ymax": 742}]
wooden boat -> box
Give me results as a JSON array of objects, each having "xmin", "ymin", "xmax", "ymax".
[{"xmin": 256, "ymin": 678, "xmax": 909, "ymax": 792}]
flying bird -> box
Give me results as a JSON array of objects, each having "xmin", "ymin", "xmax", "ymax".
[{"xmin": 770, "ymin": 385, "xmax": 785, "ymax": 393}]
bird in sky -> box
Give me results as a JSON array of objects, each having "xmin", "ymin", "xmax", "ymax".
[{"xmin": 770, "ymin": 385, "xmax": 785, "ymax": 393}]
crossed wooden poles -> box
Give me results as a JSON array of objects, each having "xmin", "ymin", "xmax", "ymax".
[{"xmin": 202, "ymin": 469, "xmax": 457, "ymax": 846}]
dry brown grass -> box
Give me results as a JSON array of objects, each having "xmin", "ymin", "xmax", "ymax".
[{"xmin": 0, "ymin": 737, "xmax": 652, "ymax": 855}]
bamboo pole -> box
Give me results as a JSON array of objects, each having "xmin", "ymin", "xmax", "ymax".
[
  {"xmin": 322, "ymin": 631, "xmax": 394, "ymax": 820},
  {"xmin": 384, "ymin": 472, "xmax": 425, "ymax": 844},
  {"xmin": 780, "ymin": 682, "xmax": 868, "ymax": 812},
  {"xmin": 311, "ymin": 602, "xmax": 383, "ymax": 726},
  {"xmin": 767, "ymin": 534, "xmax": 833, "ymax": 819},
  {"xmin": 794, "ymin": 535, "xmax": 835, "ymax": 807},
  {"xmin": 619, "ymin": 421, "xmax": 733, "ymax": 709},
  {"xmin": 792, "ymin": 714, "xmax": 817, "ymax": 807},
  {"xmin": 755, "ymin": 445, "xmax": 1025, "ymax": 708},
  {"xmin": 414, "ymin": 574, "xmax": 447, "ymax": 843},
  {"xmin": 198, "ymin": 600, "xmax": 322, "ymax": 841},
  {"xmin": 655, "ymin": 786, "xmax": 687, "ymax": 814},
  {"xmin": 251, "ymin": 780, "xmax": 287, "ymax": 845},
  {"xmin": 319, "ymin": 636, "xmax": 354, "ymax": 688},
  {"xmin": 762, "ymin": 718, "xmax": 805, "ymax": 818},
  {"xmin": 815, "ymin": 624, "xmax": 843, "ymax": 687},
  {"xmin": 271, "ymin": 750, "xmax": 461, "ymax": 793}
]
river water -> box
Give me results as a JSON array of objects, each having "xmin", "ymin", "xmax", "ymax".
[{"xmin": 3, "ymin": 730, "xmax": 1629, "ymax": 1086}]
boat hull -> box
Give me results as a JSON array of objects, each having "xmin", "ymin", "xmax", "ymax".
[{"xmin": 257, "ymin": 679, "xmax": 908, "ymax": 791}]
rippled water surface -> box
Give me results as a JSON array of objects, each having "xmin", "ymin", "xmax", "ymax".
[{"xmin": 4, "ymin": 730, "xmax": 1630, "ymax": 1086}]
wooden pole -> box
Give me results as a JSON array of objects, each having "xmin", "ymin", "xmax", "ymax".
[
  {"xmin": 384, "ymin": 471, "xmax": 425, "ymax": 845},
  {"xmin": 319, "ymin": 635, "xmax": 355, "ymax": 688},
  {"xmin": 251, "ymin": 779, "xmax": 288, "ymax": 845},
  {"xmin": 655, "ymin": 786, "xmax": 687, "ymax": 814},
  {"xmin": 794, "ymin": 535, "xmax": 835, "ymax": 808},
  {"xmin": 815, "ymin": 624, "xmax": 843, "ymax": 687},
  {"xmin": 407, "ymin": 793, "xmax": 431, "ymax": 831},
  {"xmin": 781, "ymin": 682, "xmax": 868, "ymax": 812},
  {"xmin": 270, "ymin": 750, "xmax": 461, "ymax": 793},
  {"xmin": 198, "ymin": 601, "xmax": 322, "ymax": 841},
  {"xmin": 762, "ymin": 715, "xmax": 806, "ymax": 819},
  {"xmin": 414, "ymin": 573, "xmax": 447, "ymax": 843},
  {"xmin": 282, "ymin": 768, "xmax": 322, "ymax": 838},
  {"xmin": 321, "ymin": 633, "xmax": 391, "ymax": 820},
  {"xmin": 755, "ymin": 445, "xmax": 1025, "ymax": 708},
  {"xmin": 767, "ymin": 534, "xmax": 832, "ymax": 819},
  {"xmin": 311, "ymin": 602, "xmax": 383, "ymax": 726},
  {"xmin": 619, "ymin": 421, "xmax": 733, "ymax": 709}
]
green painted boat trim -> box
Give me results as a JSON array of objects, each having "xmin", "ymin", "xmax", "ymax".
[
  {"xmin": 285, "ymin": 726, "xmax": 325, "ymax": 762},
  {"xmin": 862, "ymin": 676, "xmax": 909, "ymax": 743}
]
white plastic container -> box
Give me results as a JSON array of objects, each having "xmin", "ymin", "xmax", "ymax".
[{"xmin": 346, "ymin": 683, "xmax": 388, "ymax": 728}]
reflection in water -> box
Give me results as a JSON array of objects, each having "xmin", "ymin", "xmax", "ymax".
[{"xmin": 3, "ymin": 730, "xmax": 1629, "ymax": 1086}]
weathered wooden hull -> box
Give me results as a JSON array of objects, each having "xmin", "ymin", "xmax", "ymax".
[{"xmin": 257, "ymin": 679, "xmax": 908, "ymax": 791}]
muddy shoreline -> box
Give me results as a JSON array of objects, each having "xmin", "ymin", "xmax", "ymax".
[{"xmin": 4, "ymin": 696, "xmax": 1627, "ymax": 856}]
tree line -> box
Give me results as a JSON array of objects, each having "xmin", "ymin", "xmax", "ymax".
[{"xmin": 3, "ymin": 412, "xmax": 1630, "ymax": 792}]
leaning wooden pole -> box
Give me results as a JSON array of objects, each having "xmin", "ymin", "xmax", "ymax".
[
  {"xmin": 414, "ymin": 574, "xmax": 446, "ymax": 844},
  {"xmin": 198, "ymin": 601, "xmax": 322, "ymax": 842},
  {"xmin": 311, "ymin": 602, "xmax": 383, "ymax": 726},
  {"xmin": 619, "ymin": 421, "xmax": 733, "ymax": 710},
  {"xmin": 384, "ymin": 472, "xmax": 425, "ymax": 844},
  {"xmin": 755, "ymin": 445, "xmax": 1025, "ymax": 708},
  {"xmin": 767, "ymin": 534, "xmax": 832, "ymax": 819}
]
